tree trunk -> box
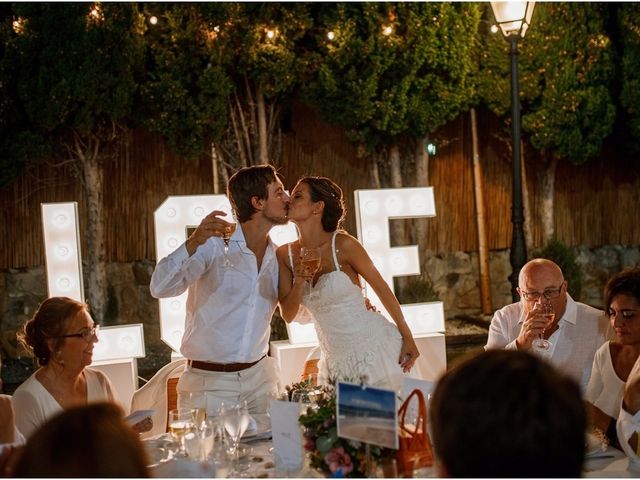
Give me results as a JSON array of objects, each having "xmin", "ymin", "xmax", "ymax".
[
  {"xmin": 370, "ymin": 151, "xmax": 382, "ymax": 189},
  {"xmin": 414, "ymin": 135, "xmax": 430, "ymax": 279},
  {"xmin": 470, "ymin": 108, "xmax": 492, "ymax": 315},
  {"xmin": 75, "ymin": 132, "xmax": 107, "ymax": 323},
  {"xmin": 388, "ymin": 142, "xmax": 407, "ymax": 291},
  {"xmin": 539, "ymin": 150, "xmax": 558, "ymax": 243},
  {"xmin": 521, "ymin": 139, "xmax": 533, "ymax": 252},
  {"xmin": 256, "ymin": 85, "xmax": 269, "ymax": 164},
  {"xmin": 211, "ymin": 143, "xmax": 220, "ymax": 194}
]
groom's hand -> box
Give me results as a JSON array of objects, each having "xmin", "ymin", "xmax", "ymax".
[{"xmin": 186, "ymin": 210, "xmax": 235, "ymax": 255}]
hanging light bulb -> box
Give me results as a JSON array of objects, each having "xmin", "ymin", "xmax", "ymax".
[
  {"xmin": 149, "ymin": 15, "xmax": 158, "ymax": 25},
  {"xmin": 266, "ymin": 29, "xmax": 275, "ymax": 40},
  {"xmin": 382, "ymin": 25, "xmax": 393, "ymax": 36},
  {"xmin": 327, "ymin": 31, "xmax": 335, "ymax": 41}
]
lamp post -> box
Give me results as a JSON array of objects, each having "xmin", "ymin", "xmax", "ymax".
[{"xmin": 490, "ymin": 1, "xmax": 535, "ymax": 302}]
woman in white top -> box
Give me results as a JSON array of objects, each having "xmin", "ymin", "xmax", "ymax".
[
  {"xmin": 585, "ymin": 267, "xmax": 640, "ymax": 445},
  {"xmin": 277, "ymin": 176, "xmax": 419, "ymax": 390},
  {"xmin": 12, "ymin": 297, "xmax": 116, "ymax": 438}
]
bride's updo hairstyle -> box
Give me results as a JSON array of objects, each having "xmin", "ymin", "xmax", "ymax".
[
  {"xmin": 19, "ymin": 296, "xmax": 87, "ymax": 366},
  {"xmin": 301, "ymin": 176, "xmax": 345, "ymax": 232}
]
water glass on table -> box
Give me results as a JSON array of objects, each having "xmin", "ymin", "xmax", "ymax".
[{"xmin": 221, "ymin": 401, "xmax": 251, "ymax": 476}]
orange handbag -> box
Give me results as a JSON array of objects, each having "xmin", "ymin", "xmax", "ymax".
[{"xmin": 396, "ymin": 388, "xmax": 434, "ymax": 476}]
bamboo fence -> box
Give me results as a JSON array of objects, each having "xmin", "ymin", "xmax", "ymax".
[{"xmin": 1, "ymin": 107, "xmax": 639, "ymax": 269}]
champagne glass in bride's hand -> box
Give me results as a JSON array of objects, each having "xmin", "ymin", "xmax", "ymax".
[
  {"xmin": 299, "ymin": 247, "xmax": 321, "ymax": 299},
  {"xmin": 222, "ymin": 218, "xmax": 237, "ymax": 268},
  {"xmin": 532, "ymin": 301, "xmax": 555, "ymax": 352},
  {"xmin": 221, "ymin": 401, "xmax": 250, "ymax": 476}
]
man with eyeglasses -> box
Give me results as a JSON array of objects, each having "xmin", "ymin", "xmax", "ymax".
[{"xmin": 486, "ymin": 258, "xmax": 611, "ymax": 391}]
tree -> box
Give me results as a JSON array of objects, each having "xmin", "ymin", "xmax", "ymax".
[
  {"xmin": 215, "ymin": 3, "xmax": 311, "ymax": 171},
  {"xmin": 478, "ymin": 3, "xmax": 616, "ymax": 243},
  {"xmin": 304, "ymin": 3, "xmax": 479, "ymax": 187},
  {"xmin": 7, "ymin": 3, "xmax": 144, "ymax": 321},
  {"xmin": 137, "ymin": 4, "xmax": 231, "ymax": 191},
  {"xmin": 619, "ymin": 3, "xmax": 640, "ymax": 150}
]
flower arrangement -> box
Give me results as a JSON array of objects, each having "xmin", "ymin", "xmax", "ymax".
[{"xmin": 297, "ymin": 384, "xmax": 382, "ymax": 478}]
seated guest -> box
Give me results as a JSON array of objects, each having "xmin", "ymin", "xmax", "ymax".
[
  {"xmin": 12, "ymin": 297, "xmax": 116, "ymax": 438},
  {"xmin": 618, "ymin": 355, "xmax": 640, "ymax": 471},
  {"xmin": 431, "ymin": 350, "xmax": 586, "ymax": 477},
  {"xmin": 12, "ymin": 402, "xmax": 150, "ymax": 477},
  {"xmin": 486, "ymin": 258, "xmax": 611, "ymax": 391},
  {"xmin": 585, "ymin": 267, "xmax": 640, "ymax": 446}
]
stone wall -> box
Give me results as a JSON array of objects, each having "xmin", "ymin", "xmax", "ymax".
[{"xmin": 2, "ymin": 244, "xmax": 639, "ymax": 389}]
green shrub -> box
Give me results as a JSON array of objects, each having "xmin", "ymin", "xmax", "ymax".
[{"xmin": 532, "ymin": 238, "xmax": 583, "ymax": 300}]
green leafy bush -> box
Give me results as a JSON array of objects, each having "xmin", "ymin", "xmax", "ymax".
[{"xmin": 532, "ymin": 238, "xmax": 583, "ymax": 300}]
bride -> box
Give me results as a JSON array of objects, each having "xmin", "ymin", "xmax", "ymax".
[{"xmin": 277, "ymin": 176, "xmax": 420, "ymax": 390}]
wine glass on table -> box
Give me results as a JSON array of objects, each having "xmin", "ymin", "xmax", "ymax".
[
  {"xmin": 299, "ymin": 246, "xmax": 321, "ymax": 299},
  {"xmin": 169, "ymin": 408, "xmax": 196, "ymax": 458},
  {"xmin": 531, "ymin": 301, "xmax": 555, "ymax": 352},
  {"xmin": 221, "ymin": 401, "xmax": 251, "ymax": 476},
  {"xmin": 222, "ymin": 218, "xmax": 237, "ymax": 268}
]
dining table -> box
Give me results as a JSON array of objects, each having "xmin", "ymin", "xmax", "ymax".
[{"xmin": 144, "ymin": 414, "xmax": 638, "ymax": 478}]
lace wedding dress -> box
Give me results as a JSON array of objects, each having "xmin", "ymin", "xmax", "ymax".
[{"xmin": 288, "ymin": 232, "xmax": 405, "ymax": 391}]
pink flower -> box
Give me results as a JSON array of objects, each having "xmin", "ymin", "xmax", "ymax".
[{"xmin": 324, "ymin": 447, "xmax": 353, "ymax": 475}]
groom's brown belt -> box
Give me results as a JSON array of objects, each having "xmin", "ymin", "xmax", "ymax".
[{"xmin": 188, "ymin": 355, "xmax": 265, "ymax": 373}]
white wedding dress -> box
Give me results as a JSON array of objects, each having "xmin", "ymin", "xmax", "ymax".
[{"xmin": 288, "ymin": 232, "xmax": 405, "ymax": 391}]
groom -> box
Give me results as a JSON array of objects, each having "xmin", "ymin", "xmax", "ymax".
[{"xmin": 150, "ymin": 165, "xmax": 290, "ymax": 414}]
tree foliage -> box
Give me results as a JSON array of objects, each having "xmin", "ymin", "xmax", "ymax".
[
  {"xmin": 478, "ymin": 3, "xmax": 616, "ymax": 165},
  {"xmin": 304, "ymin": 3, "xmax": 480, "ymax": 153},
  {"xmin": 619, "ymin": 3, "xmax": 640, "ymax": 149},
  {"xmin": 138, "ymin": 4, "xmax": 231, "ymax": 160}
]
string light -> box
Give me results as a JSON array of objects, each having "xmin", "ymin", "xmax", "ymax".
[
  {"xmin": 327, "ymin": 31, "xmax": 335, "ymax": 41},
  {"xmin": 490, "ymin": 24, "xmax": 499, "ymax": 34},
  {"xmin": 149, "ymin": 15, "xmax": 158, "ymax": 25},
  {"xmin": 12, "ymin": 18, "xmax": 25, "ymax": 35},
  {"xmin": 88, "ymin": 3, "xmax": 104, "ymax": 24},
  {"xmin": 266, "ymin": 28, "xmax": 275, "ymax": 40},
  {"xmin": 382, "ymin": 25, "xmax": 393, "ymax": 36}
]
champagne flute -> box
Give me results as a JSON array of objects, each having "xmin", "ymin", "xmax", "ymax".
[
  {"xmin": 532, "ymin": 301, "xmax": 555, "ymax": 351},
  {"xmin": 221, "ymin": 401, "xmax": 251, "ymax": 475},
  {"xmin": 183, "ymin": 391, "xmax": 207, "ymax": 429},
  {"xmin": 222, "ymin": 219, "xmax": 237, "ymax": 268},
  {"xmin": 299, "ymin": 246, "xmax": 321, "ymax": 299},
  {"xmin": 169, "ymin": 408, "xmax": 196, "ymax": 458}
]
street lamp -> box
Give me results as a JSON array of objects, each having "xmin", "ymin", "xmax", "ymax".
[{"xmin": 490, "ymin": 1, "xmax": 535, "ymax": 302}]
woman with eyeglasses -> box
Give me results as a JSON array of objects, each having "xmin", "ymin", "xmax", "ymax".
[
  {"xmin": 12, "ymin": 297, "xmax": 115, "ymax": 438},
  {"xmin": 585, "ymin": 266, "xmax": 640, "ymax": 449}
]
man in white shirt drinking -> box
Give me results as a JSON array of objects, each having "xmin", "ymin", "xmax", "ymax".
[
  {"xmin": 485, "ymin": 258, "xmax": 611, "ymax": 392},
  {"xmin": 150, "ymin": 165, "xmax": 290, "ymax": 414}
]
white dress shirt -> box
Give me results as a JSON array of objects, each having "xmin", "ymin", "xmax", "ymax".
[
  {"xmin": 149, "ymin": 225, "xmax": 279, "ymax": 363},
  {"xmin": 485, "ymin": 294, "xmax": 610, "ymax": 392}
]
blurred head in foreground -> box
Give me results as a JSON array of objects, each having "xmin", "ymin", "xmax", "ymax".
[
  {"xmin": 13, "ymin": 402, "xmax": 149, "ymax": 477},
  {"xmin": 430, "ymin": 349, "xmax": 585, "ymax": 478}
]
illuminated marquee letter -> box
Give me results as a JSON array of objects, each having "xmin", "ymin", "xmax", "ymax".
[
  {"xmin": 41, "ymin": 203, "xmax": 85, "ymax": 300},
  {"xmin": 354, "ymin": 187, "xmax": 445, "ymax": 335},
  {"xmin": 154, "ymin": 195, "xmax": 298, "ymax": 353}
]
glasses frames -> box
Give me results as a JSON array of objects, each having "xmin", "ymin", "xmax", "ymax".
[
  {"xmin": 57, "ymin": 324, "xmax": 100, "ymax": 342},
  {"xmin": 519, "ymin": 283, "xmax": 565, "ymax": 302}
]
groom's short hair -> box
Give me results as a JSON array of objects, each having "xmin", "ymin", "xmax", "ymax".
[
  {"xmin": 430, "ymin": 349, "xmax": 585, "ymax": 478},
  {"xmin": 227, "ymin": 165, "xmax": 281, "ymax": 223}
]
